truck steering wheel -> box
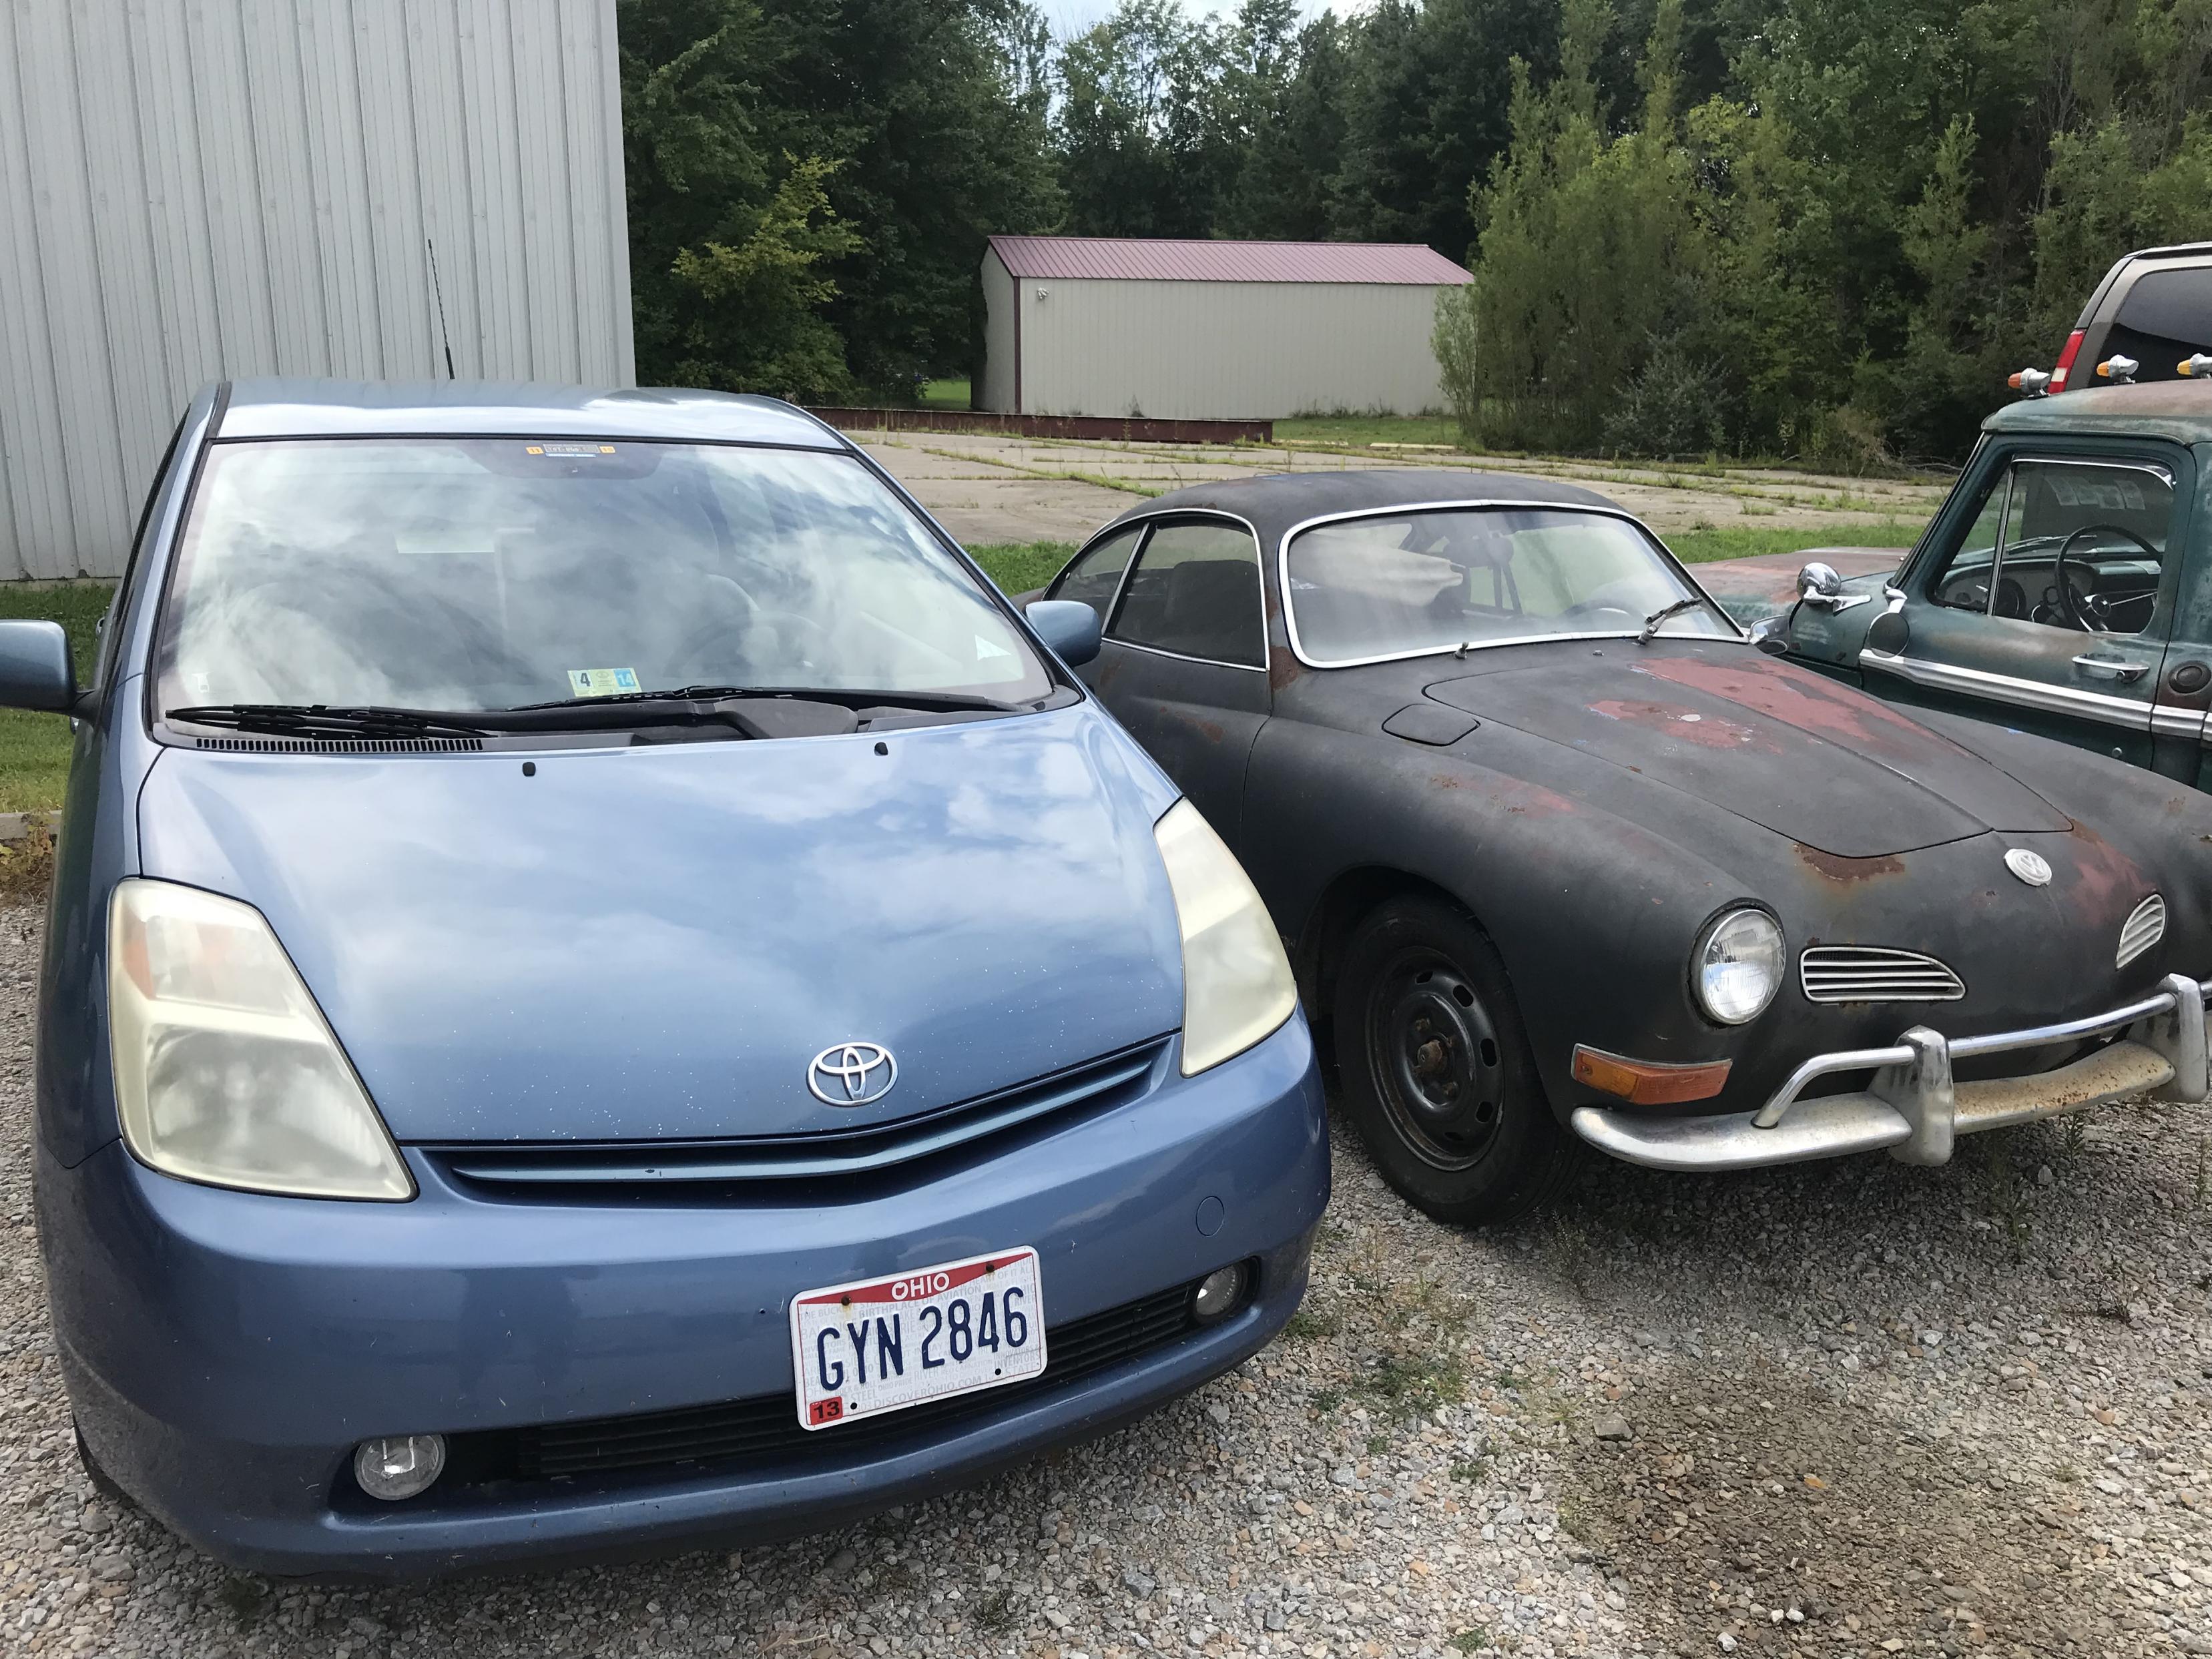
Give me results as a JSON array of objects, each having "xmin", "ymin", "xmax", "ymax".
[{"xmin": 2050, "ymin": 523, "xmax": 2157, "ymax": 633}]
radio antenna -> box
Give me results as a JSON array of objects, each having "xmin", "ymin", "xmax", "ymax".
[{"xmin": 426, "ymin": 238, "xmax": 456, "ymax": 379}]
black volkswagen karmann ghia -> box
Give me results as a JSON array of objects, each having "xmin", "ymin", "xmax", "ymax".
[{"xmin": 1025, "ymin": 470, "xmax": 2212, "ymax": 1225}]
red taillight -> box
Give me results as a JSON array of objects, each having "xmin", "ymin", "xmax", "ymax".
[{"xmin": 2051, "ymin": 328, "xmax": 2087, "ymax": 390}]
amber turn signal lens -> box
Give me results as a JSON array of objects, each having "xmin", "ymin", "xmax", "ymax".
[{"xmin": 1572, "ymin": 1044, "xmax": 1732, "ymax": 1106}]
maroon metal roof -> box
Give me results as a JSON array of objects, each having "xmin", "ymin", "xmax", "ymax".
[{"xmin": 985, "ymin": 235, "xmax": 1472, "ymax": 286}]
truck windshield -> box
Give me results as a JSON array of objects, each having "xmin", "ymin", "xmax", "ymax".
[
  {"xmin": 1284, "ymin": 507, "xmax": 1730, "ymax": 666},
  {"xmin": 153, "ymin": 438, "xmax": 1052, "ymax": 715}
]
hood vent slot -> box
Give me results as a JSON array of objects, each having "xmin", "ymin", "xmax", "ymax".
[
  {"xmin": 192, "ymin": 735, "xmax": 485, "ymax": 753},
  {"xmin": 2117, "ymin": 894, "xmax": 2166, "ymax": 969},
  {"xmin": 1800, "ymin": 945, "xmax": 1964, "ymax": 1004}
]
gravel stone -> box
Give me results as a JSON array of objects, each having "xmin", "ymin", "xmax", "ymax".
[{"xmin": 2, "ymin": 904, "xmax": 2209, "ymax": 1656}]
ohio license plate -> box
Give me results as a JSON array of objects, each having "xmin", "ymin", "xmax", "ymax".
[{"xmin": 789, "ymin": 1247, "xmax": 1046, "ymax": 1431}]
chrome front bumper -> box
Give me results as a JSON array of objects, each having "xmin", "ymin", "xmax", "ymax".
[{"xmin": 1571, "ymin": 972, "xmax": 2211, "ymax": 1173}]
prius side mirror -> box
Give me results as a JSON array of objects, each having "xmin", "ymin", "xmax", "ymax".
[
  {"xmin": 1025, "ymin": 599, "xmax": 1101, "ymax": 668},
  {"xmin": 0, "ymin": 621, "xmax": 76, "ymax": 712}
]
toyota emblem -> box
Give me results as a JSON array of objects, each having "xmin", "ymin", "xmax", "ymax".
[{"xmin": 808, "ymin": 1042, "xmax": 898, "ymax": 1106}]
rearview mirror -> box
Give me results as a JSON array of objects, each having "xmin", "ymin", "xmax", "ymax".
[
  {"xmin": 0, "ymin": 621, "xmax": 76, "ymax": 712},
  {"xmin": 1747, "ymin": 615, "xmax": 1791, "ymax": 657},
  {"xmin": 1797, "ymin": 561, "xmax": 1844, "ymax": 608},
  {"xmin": 1025, "ymin": 599, "xmax": 1101, "ymax": 668}
]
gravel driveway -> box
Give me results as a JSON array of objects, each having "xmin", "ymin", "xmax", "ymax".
[{"xmin": 5, "ymin": 906, "xmax": 2211, "ymax": 1658}]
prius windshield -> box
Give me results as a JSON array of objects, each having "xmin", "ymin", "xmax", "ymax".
[
  {"xmin": 1284, "ymin": 507, "xmax": 1731, "ymax": 666},
  {"xmin": 154, "ymin": 438, "xmax": 1052, "ymax": 714}
]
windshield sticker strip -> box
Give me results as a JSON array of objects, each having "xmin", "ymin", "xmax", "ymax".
[{"xmin": 567, "ymin": 668, "xmax": 642, "ymax": 697}]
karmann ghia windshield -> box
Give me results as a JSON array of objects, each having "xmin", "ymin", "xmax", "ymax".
[
  {"xmin": 1283, "ymin": 506, "xmax": 1731, "ymax": 667},
  {"xmin": 155, "ymin": 438, "xmax": 1052, "ymax": 719}
]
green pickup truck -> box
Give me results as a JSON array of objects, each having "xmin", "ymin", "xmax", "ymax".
[{"xmin": 1762, "ymin": 381, "xmax": 2212, "ymax": 788}]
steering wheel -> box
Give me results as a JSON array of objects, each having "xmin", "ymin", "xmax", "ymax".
[{"xmin": 2050, "ymin": 523, "xmax": 2158, "ymax": 633}]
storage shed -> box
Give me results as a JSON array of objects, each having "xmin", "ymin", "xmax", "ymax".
[
  {"xmin": 0, "ymin": 0, "xmax": 634, "ymax": 581},
  {"xmin": 979, "ymin": 236, "xmax": 1471, "ymax": 422}
]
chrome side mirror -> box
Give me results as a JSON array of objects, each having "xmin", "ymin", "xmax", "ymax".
[
  {"xmin": 1747, "ymin": 615, "xmax": 1791, "ymax": 657},
  {"xmin": 1798, "ymin": 561, "xmax": 1845, "ymax": 609}
]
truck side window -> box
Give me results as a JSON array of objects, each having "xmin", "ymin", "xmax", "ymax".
[{"xmin": 1926, "ymin": 458, "xmax": 2173, "ymax": 637}]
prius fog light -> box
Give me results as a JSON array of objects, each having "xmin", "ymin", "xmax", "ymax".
[
  {"xmin": 352, "ymin": 1433, "xmax": 447, "ymax": 1502},
  {"xmin": 1192, "ymin": 1263, "xmax": 1250, "ymax": 1323}
]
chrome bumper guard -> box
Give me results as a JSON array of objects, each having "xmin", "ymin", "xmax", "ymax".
[{"xmin": 1571, "ymin": 973, "xmax": 2211, "ymax": 1173}]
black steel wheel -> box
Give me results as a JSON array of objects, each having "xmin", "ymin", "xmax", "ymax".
[{"xmin": 1333, "ymin": 896, "xmax": 1575, "ymax": 1225}]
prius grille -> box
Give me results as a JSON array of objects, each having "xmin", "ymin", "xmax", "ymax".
[
  {"xmin": 2117, "ymin": 894, "xmax": 2167, "ymax": 968},
  {"xmin": 1799, "ymin": 946, "xmax": 1964, "ymax": 1004},
  {"xmin": 433, "ymin": 1278, "xmax": 1208, "ymax": 1488},
  {"xmin": 427, "ymin": 1037, "xmax": 1171, "ymax": 1190}
]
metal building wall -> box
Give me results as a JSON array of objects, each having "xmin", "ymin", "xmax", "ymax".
[
  {"xmin": 982, "ymin": 276, "xmax": 1458, "ymax": 420},
  {"xmin": 0, "ymin": 0, "xmax": 634, "ymax": 581}
]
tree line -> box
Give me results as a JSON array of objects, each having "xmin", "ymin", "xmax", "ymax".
[{"xmin": 619, "ymin": 0, "xmax": 2212, "ymax": 464}]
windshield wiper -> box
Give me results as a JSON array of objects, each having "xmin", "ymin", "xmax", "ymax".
[
  {"xmin": 166, "ymin": 704, "xmax": 493, "ymax": 739},
  {"xmin": 1638, "ymin": 597, "xmax": 1704, "ymax": 643},
  {"xmin": 505, "ymin": 685, "xmax": 1021, "ymax": 717}
]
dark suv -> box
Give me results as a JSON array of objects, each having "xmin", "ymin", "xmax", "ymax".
[{"xmin": 2043, "ymin": 243, "xmax": 2212, "ymax": 390}]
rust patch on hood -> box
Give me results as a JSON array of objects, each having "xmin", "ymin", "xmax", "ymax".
[
  {"xmin": 1798, "ymin": 844, "xmax": 1906, "ymax": 882},
  {"xmin": 1588, "ymin": 698, "xmax": 1774, "ymax": 752},
  {"xmin": 2055, "ymin": 823, "xmax": 2152, "ymax": 922},
  {"xmin": 1630, "ymin": 653, "xmax": 1940, "ymax": 756}
]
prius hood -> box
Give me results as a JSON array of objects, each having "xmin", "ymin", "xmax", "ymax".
[
  {"xmin": 1424, "ymin": 642, "xmax": 2070, "ymax": 858},
  {"xmin": 133, "ymin": 705, "xmax": 1185, "ymax": 1142}
]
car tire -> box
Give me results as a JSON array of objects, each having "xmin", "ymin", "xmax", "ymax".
[
  {"xmin": 1333, "ymin": 896, "xmax": 1575, "ymax": 1227},
  {"xmin": 73, "ymin": 1423, "xmax": 135, "ymax": 1511}
]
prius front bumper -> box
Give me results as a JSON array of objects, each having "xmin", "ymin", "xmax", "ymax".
[
  {"xmin": 37, "ymin": 1020, "xmax": 1327, "ymax": 1579},
  {"xmin": 1571, "ymin": 972, "xmax": 2211, "ymax": 1172}
]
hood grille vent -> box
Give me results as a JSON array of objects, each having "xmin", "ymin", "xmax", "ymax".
[
  {"xmin": 1800, "ymin": 946, "xmax": 1964, "ymax": 1004},
  {"xmin": 191, "ymin": 735, "xmax": 485, "ymax": 754},
  {"xmin": 2117, "ymin": 894, "xmax": 2166, "ymax": 969}
]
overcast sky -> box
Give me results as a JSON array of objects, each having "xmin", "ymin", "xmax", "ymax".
[{"xmin": 1041, "ymin": 1, "xmax": 1355, "ymax": 34}]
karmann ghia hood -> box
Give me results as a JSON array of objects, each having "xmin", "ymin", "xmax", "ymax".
[
  {"xmin": 1425, "ymin": 643, "xmax": 2070, "ymax": 858},
  {"xmin": 133, "ymin": 706, "xmax": 1185, "ymax": 1143}
]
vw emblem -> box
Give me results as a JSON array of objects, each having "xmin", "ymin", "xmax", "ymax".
[
  {"xmin": 808, "ymin": 1042, "xmax": 898, "ymax": 1106},
  {"xmin": 2004, "ymin": 848, "xmax": 2053, "ymax": 888}
]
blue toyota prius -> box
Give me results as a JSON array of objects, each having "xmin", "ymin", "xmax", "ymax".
[{"xmin": 18, "ymin": 380, "xmax": 1329, "ymax": 1578}]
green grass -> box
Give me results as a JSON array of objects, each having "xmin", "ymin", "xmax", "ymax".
[
  {"xmin": 1664, "ymin": 519, "xmax": 1928, "ymax": 565},
  {"xmin": 968, "ymin": 541, "xmax": 1074, "ymax": 596},
  {"xmin": 920, "ymin": 378, "xmax": 971, "ymax": 410},
  {"xmin": 0, "ymin": 581, "xmax": 112, "ymax": 813},
  {"xmin": 1274, "ymin": 412, "xmax": 1463, "ymax": 450}
]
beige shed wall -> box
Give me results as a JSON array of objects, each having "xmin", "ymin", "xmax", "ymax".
[{"xmin": 983, "ymin": 276, "xmax": 1456, "ymax": 420}]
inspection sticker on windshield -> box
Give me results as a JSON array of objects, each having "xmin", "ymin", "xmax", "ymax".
[
  {"xmin": 789, "ymin": 1247, "xmax": 1045, "ymax": 1431},
  {"xmin": 567, "ymin": 667, "xmax": 641, "ymax": 697}
]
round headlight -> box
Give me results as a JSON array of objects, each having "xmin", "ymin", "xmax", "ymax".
[{"xmin": 1695, "ymin": 908, "xmax": 1784, "ymax": 1024}]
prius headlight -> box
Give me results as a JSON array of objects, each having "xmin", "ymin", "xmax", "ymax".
[
  {"xmin": 1154, "ymin": 800, "xmax": 1298, "ymax": 1076},
  {"xmin": 1693, "ymin": 908, "xmax": 1785, "ymax": 1025},
  {"xmin": 107, "ymin": 880, "xmax": 413, "ymax": 1200}
]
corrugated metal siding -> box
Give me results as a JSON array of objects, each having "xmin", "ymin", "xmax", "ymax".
[
  {"xmin": 987, "ymin": 234, "xmax": 1472, "ymax": 286},
  {"xmin": 983, "ymin": 278, "xmax": 1456, "ymax": 420},
  {"xmin": 0, "ymin": 0, "xmax": 633, "ymax": 580}
]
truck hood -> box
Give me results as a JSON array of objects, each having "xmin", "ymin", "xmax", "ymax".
[
  {"xmin": 135, "ymin": 705, "xmax": 1185, "ymax": 1143},
  {"xmin": 1424, "ymin": 643, "xmax": 2070, "ymax": 858}
]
